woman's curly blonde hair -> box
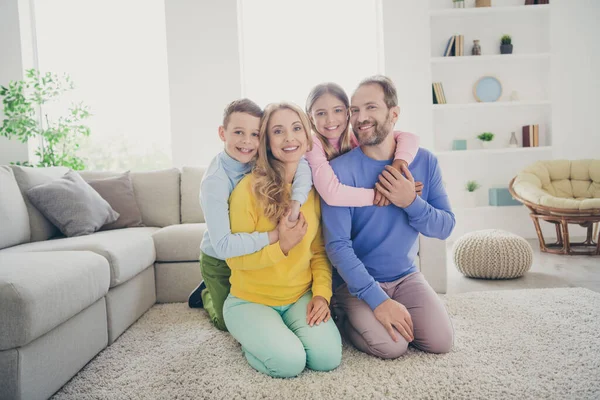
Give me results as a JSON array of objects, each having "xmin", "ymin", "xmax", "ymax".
[{"xmin": 253, "ymin": 102, "xmax": 313, "ymax": 223}]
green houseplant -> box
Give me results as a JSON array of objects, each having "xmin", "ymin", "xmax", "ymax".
[
  {"xmin": 500, "ymin": 35, "xmax": 513, "ymax": 54},
  {"xmin": 477, "ymin": 132, "xmax": 494, "ymax": 149},
  {"xmin": 0, "ymin": 69, "xmax": 92, "ymax": 170},
  {"xmin": 465, "ymin": 180, "xmax": 480, "ymax": 208}
]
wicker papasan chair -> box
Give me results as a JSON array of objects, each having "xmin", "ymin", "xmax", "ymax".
[{"xmin": 509, "ymin": 159, "xmax": 600, "ymax": 255}]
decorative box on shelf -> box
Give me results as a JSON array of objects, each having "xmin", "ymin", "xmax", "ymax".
[
  {"xmin": 452, "ymin": 139, "xmax": 467, "ymax": 150},
  {"xmin": 489, "ymin": 187, "xmax": 521, "ymax": 206}
]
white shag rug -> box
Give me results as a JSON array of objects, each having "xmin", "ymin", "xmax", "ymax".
[{"xmin": 53, "ymin": 288, "xmax": 600, "ymax": 400}]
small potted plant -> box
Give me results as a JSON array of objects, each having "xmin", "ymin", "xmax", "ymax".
[
  {"xmin": 477, "ymin": 132, "xmax": 494, "ymax": 149},
  {"xmin": 500, "ymin": 35, "xmax": 513, "ymax": 54},
  {"xmin": 464, "ymin": 180, "xmax": 480, "ymax": 208}
]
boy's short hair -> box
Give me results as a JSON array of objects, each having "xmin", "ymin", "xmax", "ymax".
[
  {"xmin": 223, "ymin": 99, "xmax": 263, "ymax": 128},
  {"xmin": 355, "ymin": 75, "xmax": 398, "ymax": 109}
]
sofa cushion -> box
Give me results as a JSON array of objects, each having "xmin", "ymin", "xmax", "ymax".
[
  {"xmin": 27, "ymin": 170, "xmax": 120, "ymax": 237},
  {"xmin": 0, "ymin": 251, "xmax": 110, "ymax": 350},
  {"xmin": 0, "ymin": 166, "xmax": 30, "ymax": 249},
  {"xmin": 87, "ymin": 171, "xmax": 144, "ymax": 231},
  {"xmin": 3, "ymin": 227, "xmax": 159, "ymax": 288},
  {"xmin": 10, "ymin": 166, "xmax": 69, "ymax": 241},
  {"xmin": 181, "ymin": 167, "xmax": 206, "ymax": 223},
  {"xmin": 79, "ymin": 168, "xmax": 181, "ymax": 227},
  {"xmin": 152, "ymin": 223, "xmax": 206, "ymax": 262}
]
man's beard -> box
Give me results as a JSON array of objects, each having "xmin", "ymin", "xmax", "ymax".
[{"xmin": 353, "ymin": 111, "xmax": 392, "ymax": 146}]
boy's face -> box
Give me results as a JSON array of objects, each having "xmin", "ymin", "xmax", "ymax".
[{"xmin": 219, "ymin": 112, "xmax": 261, "ymax": 164}]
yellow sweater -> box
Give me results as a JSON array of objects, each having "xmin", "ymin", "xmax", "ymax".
[{"xmin": 226, "ymin": 175, "xmax": 333, "ymax": 306}]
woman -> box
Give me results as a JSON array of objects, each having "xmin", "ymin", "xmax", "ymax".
[{"xmin": 223, "ymin": 102, "xmax": 342, "ymax": 378}]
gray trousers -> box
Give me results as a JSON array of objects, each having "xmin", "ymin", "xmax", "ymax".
[{"xmin": 332, "ymin": 272, "xmax": 454, "ymax": 359}]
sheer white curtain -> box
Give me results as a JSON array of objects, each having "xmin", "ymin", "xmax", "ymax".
[
  {"xmin": 239, "ymin": 0, "xmax": 382, "ymax": 109},
  {"xmin": 32, "ymin": 0, "xmax": 172, "ymax": 171}
]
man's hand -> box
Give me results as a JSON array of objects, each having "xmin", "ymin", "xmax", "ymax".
[
  {"xmin": 278, "ymin": 210, "xmax": 307, "ymax": 255},
  {"xmin": 376, "ymin": 164, "xmax": 417, "ymax": 208},
  {"xmin": 288, "ymin": 200, "xmax": 301, "ymax": 222},
  {"xmin": 374, "ymin": 299, "xmax": 414, "ymax": 343},
  {"xmin": 306, "ymin": 295, "xmax": 330, "ymax": 326}
]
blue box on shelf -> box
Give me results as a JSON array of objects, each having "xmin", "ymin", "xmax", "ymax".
[
  {"xmin": 488, "ymin": 187, "xmax": 521, "ymax": 206},
  {"xmin": 452, "ymin": 139, "xmax": 467, "ymax": 151}
]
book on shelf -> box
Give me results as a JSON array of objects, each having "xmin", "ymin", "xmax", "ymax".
[
  {"xmin": 443, "ymin": 36, "xmax": 456, "ymax": 57},
  {"xmin": 432, "ymin": 82, "xmax": 447, "ymax": 104},
  {"xmin": 526, "ymin": 0, "xmax": 549, "ymax": 4},
  {"xmin": 522, "ymin": 124, "xmax": 540, "ymax": 147},
  {"xmin": 458, "ymin": 35, "xmax": 464, "ymax": 56}
]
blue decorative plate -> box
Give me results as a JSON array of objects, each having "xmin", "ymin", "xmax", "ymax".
[{"xmin": 474, "ymin": 76, "xmax": 502, "ymax": 102}]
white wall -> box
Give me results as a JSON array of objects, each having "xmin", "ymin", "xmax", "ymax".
[
  {"xmin": 165, "ymin": 0, "xmax": 242, "ymax": 168},
  {"xmin": 381, "ymin": 0, "xmax": 434, "ymax": 149},
  {"xmin": 0, "ymin": 0, "xmax": 30, "ymax": 165},
  {"xmin": 551, "ymin": 0, "xmax": 600, "ymax": 160}
]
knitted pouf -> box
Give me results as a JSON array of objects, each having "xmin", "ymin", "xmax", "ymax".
[{"xmin": 452, "ymin": 229, "xmax": 533, "ymax": 279}]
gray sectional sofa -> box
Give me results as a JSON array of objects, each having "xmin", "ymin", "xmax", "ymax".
[{"xmin": 0, "ymin": 165, "xmax": 447, "ymax": 400}]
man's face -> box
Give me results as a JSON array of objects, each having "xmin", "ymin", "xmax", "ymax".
[{"xmin": 349, "ymin": 84, "xmax": 397, "ymax": 146}]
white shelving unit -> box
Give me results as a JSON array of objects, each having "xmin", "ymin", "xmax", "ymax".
[{"xmin": 429, "ymin": 0, "xmax": 552, "ymax": 238}]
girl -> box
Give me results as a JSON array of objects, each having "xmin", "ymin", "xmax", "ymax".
[
  {"xmin": 305, "ymin": 82, "xmax": 423, "ymax": 207},
  {"xmin": 223, "ymin": 102, "xmax": 342, "ymax": 378}
]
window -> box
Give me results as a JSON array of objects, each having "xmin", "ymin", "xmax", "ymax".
[
  {"xmin": 32, "ymin": 0, "xmax": 172, "ymax": 171},
  {"xmin": 239, "ymin": 0, "xmax": 382, "ymax": 109}
]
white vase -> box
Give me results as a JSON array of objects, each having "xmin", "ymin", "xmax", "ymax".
[
  {"xmin": 464, "ymin": 192, "xmax": 478, "ymax": 208},
  {"xmin": 480, "ymin": 141, "xmax": 491, "ymax": 149}
]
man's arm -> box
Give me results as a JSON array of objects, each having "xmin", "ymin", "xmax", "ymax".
[
  {"xmin": 321, "ymin": 199, "xmax": 388, "ymax": 310},
  {"xmin": 403, "ymin": 156, "xmax": 455, "ymax": 240}
]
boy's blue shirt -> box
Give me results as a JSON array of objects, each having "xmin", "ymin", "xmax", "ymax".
[
  {"xmin": 321, "ymin": 146, "xmax": 455, "ymax": 310},
  {"xmin": 200, "ymin": 150, "xmax": 312, "ymax": 260}
]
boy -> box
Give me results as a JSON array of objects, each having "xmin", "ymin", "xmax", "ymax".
[{"xmin": 188, "ymin": 99, "xmax": 312, "ymax": 331}]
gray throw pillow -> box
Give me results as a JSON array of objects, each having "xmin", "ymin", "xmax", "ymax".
[
  {"xmin": 86, "ymin": 171, "xmax": 144, "ymax": 230},
  {"xmin": 26, "ymin": 170, "xmax": 120, "ymax": 237}
]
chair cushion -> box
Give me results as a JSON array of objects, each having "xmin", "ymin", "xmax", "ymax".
[
  {"xmin": 512, "ymin": 160, "xmax": 600, "ymax": 211},
  {"xmin": 3, "ymin": 227, "xmax": 158, "ymax": 287},
  {"xmin": 79, "ymin": 168, "xmax": 181, "ymax": 227},
  {"xmin": 0, "ymin": 251, "xmax": 110, "ymax": 350},
  {"xmin": 152, "ymin": 223, "xmax": 206, "ymax": 262},
  {"xmin": 181, "ymin": 167, "xmax": 206, "ymax": 223},
  {"xmin": 10, "ymin": 166, "xmax": 69, "ymax": 241},
  {"xmin": 0, "ymin": 166, "xmax": 30, "ymax": 249}
]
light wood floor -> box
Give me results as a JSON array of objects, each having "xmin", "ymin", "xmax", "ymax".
[{"xmin": 446, "ymin": 238, "xmax": 600, "ymax": 294}]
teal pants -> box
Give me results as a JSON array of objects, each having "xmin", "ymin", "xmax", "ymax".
[{"xmin": 223, "ymin": 291, "xmax": 342, "ymax": 378}]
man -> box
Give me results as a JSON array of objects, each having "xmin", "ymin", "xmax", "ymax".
[{"xmin": 321, "ymin": 75, "xmax": 455, "ymax": 359}]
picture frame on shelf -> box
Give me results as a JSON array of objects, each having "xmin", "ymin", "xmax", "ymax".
[{"xmin": 473, "ymin": 76, "xmax": 503, "ymax": 102}]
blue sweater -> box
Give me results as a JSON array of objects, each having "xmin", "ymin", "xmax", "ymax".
[
  {"xmin": 200, "ymin": 151, "xmax": 313, "ymax": 260},
  {"xmin": 321, "ymin": 146, "xmax": 455, "ymax": 310}
]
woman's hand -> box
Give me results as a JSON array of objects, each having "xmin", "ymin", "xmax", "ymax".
[
  {"xmin": 306, "ymin": 295, "xmax": 330, "ymax": 326},
  {"xmin": 278, "ymin": 210, "xmax": 307, "ymax": 255}
]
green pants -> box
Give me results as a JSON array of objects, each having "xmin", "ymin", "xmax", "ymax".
[
  {"xmin": 223, "ymin": 291, "xmax": 342, "ymax": 378},
  {"xmin": 199, "ymin": 252, "xmax": 231, "ymax": 331}
]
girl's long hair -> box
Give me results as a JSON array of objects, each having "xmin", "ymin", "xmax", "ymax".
[
  {"xmin": 305, "ymin": 82, "xmax": 353, "ymax": 161},
  {"xmin": 253, "ymin": 102, "xmax": 313, "ymax": 223}
]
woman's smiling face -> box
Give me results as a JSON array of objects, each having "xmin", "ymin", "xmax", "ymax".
[{"xmin": 267, "ymin": 108, "xmax": 309, "ymax": 164}]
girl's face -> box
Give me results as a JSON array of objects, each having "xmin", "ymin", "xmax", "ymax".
[
  {"xmin": 310, "ymin": 92, "xmax": 349, "ymax": 140},
  {"xmin": 267, "ymin": 108, "xmax": 309, "ymax": 164}
]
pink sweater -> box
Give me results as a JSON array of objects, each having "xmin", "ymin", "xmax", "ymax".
[{"xmin": 305, "ymin": 131, "xmax": 419, "ymax": 207}]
